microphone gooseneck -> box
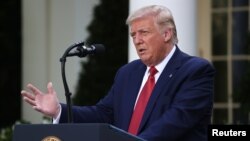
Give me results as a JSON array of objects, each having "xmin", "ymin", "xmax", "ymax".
[{"xmin": 59, "ymin": 41, "xmax": 105, "ymax": 123}]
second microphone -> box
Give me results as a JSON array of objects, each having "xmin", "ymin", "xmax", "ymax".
[{"xmin": 67, "ymin": 44, "xmax": 105, "ymax": 58}]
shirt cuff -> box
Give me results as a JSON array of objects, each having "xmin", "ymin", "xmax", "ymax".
[{"xmin": 52, "ymin": 104, "xmax": 62, "ymax": 124}]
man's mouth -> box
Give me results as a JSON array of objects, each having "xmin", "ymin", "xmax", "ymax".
[{"xmin": 138, "ymin": 48, "xmax": 146, "ymax": 53}]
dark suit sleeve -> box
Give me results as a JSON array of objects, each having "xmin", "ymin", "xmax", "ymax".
[
  {"xmin": 59, "ymin": 101, "xmax": 114, "ymax": 123},
  {"xmin": 138, "ymin": 58, "xmax": 215, "ymax": 141}
]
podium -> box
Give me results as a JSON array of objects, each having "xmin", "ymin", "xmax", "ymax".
[{"xmin": 12, "ymin": 123, "xmax": 145, "ymax": 141}]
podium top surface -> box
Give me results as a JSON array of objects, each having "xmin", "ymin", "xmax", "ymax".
[{"xmin": 12, "ymin": 123, "xmax": 145, "ymax": 141}]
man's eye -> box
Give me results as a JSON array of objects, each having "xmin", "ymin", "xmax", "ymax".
[
  {"xmin": 141, "ymin": 31, "xmax": 149, "ymax": 35},
  {"xmin": 130, "ymin": 32, "xmax": 135, "ymax": 37},
  {"xmin": 131, "ymin": 34, "xmax": 136, "ymax": 39}
]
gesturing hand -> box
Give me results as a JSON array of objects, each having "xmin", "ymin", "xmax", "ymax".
[{"xmin": 21, "ymin": 82, "xmax": 61, "ymax": 118}]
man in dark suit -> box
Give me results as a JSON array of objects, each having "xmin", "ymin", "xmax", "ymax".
[{"xmin": 21, "ymin": 5, "xmax": 215, "ymax": 141}]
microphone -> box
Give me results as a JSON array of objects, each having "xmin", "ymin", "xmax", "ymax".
[{"xmin": 67, "ymin": 44, "xmax": 105, "ymax": 57}]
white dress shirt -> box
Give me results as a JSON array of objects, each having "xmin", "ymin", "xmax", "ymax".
[{"xmin": 134, "ymin": 46, "xmax": 176, "ymax": 107}]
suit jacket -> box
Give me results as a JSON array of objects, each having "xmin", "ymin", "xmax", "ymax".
[{"xmin": 60, "ymin": 47, "xmax": 215, "ymax": 141}]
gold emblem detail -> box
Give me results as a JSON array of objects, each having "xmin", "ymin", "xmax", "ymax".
[{"xmin": 42, "ymin": 136, "xmax": 61, "ymax": 141}]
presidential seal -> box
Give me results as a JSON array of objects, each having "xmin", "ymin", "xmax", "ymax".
[{"xmin": 42, "ymin": 136, "xmax": 61, "ymax": 141}]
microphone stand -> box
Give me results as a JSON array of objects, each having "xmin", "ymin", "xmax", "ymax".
[{"xmin": 59, "ymin": 42, "xmax": 84, "ymax": 123}]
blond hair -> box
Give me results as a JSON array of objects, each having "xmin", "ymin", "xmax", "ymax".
[{"xmin": 126, "ymin": 5, "xmax": 178, "ymax": 44}]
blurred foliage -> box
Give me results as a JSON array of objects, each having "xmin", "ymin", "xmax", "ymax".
[
  {"xmin": 0, "ymin": 120, "xmax": 30, "ymax": 141},
  {"xmin": 0, "ymin": 117, "xmax": 51, "ymax": 141},
  {"xmin": 73, "ymin": 0, "xmax": 128, "ymax": 105}
]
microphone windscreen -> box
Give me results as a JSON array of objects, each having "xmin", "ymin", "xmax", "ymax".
[{"xmin": 93, "ymin": 44, "xmax": 105, "ymax": 54}]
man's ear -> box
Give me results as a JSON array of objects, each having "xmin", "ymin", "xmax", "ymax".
[{"xmin": 163, "ymin": 28, "xmax": 172, "ymax": 42}]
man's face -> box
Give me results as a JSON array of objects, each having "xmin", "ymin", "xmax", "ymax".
[{"xmin": 130, "ymin": 16, "xmax": 171, "ymax": 66}]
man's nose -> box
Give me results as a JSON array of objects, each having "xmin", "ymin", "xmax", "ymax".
[{"xmin": 134, "ymin": 34, "xmax": 142, "ymax": 45}]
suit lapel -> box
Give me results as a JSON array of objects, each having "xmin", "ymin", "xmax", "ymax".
[
  {"xmin": 138, "ymin": 47, "xmax": 183, "ymax": 133},
  {"xmin": 120, "ymin": 63, "xmax": 146, "ymax": 130}
]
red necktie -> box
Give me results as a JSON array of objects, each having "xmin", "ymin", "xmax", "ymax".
[{"xmin": 128, "ymin": 66, "xmax": 158, "ymax": 135}]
